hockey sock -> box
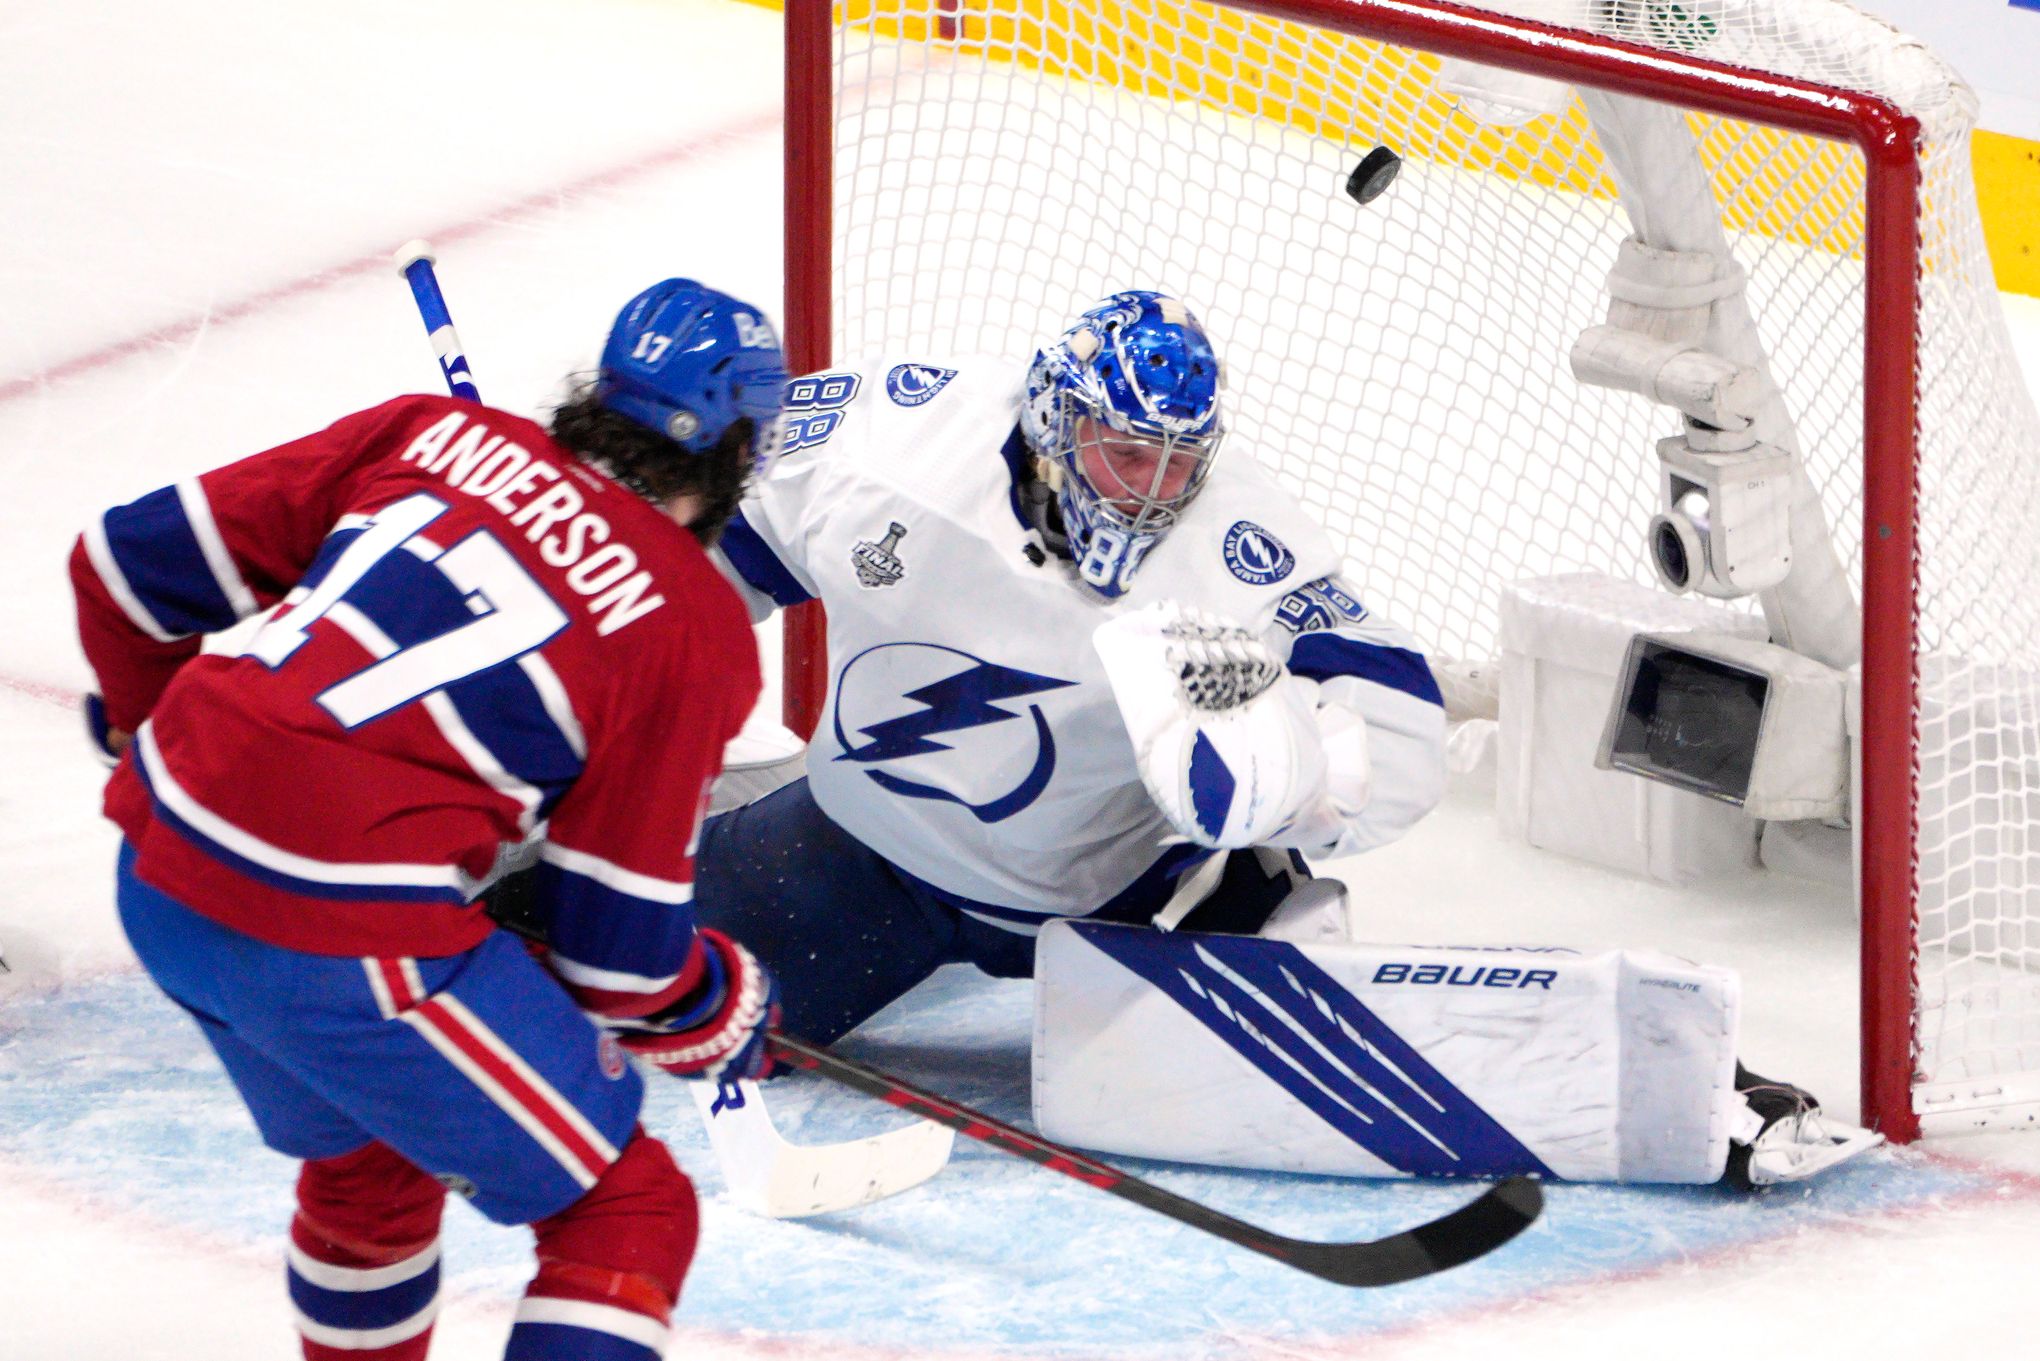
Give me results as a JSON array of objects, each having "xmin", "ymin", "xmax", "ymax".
[
  {"xmin": 509, "ymin": 1130, "xmax": 697, "ymax": 1360},
  {"xmin": 291, "ymin": 1142, "xmax": 448, "ymax": 1361}
]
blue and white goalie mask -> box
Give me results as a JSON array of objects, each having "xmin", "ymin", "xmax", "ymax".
[{"xmin": 1022, "ymin": 292, "xmax": 1225, "ymax": 598}]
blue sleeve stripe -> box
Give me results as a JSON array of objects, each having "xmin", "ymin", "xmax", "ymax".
[
  {"xmin": 535, "ymin": 861, "xmax": 697, "ymax": 981},
  {"xmin": 718, "ymin": 508, "xmax": 811, "ymax": 607},
  {"xmin": 1287, "ymin": 633, "xmax": 1444, "ymax": 707},
  {"xmin": 102, "ymin": 486, "xmax": 241, "ymax": 636},
  {"xmin": 83, "ymin": 516, "xmax": 179, "ymax": 643}
]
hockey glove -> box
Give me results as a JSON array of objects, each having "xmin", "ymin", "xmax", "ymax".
[
  {"xmin": 612, "ymin": 929, "xmax": 781, "ymax": 1083},
  {"xmin": 83, "ymin": 693, "xmax": 129, "ymax": 767},
  {"xmin": 1094, "ymin": 602, "xmax": 1331, "ymax": 848}
]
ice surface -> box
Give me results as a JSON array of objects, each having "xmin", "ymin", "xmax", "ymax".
[{"xmin": 7, "ymin": 2, "xmax": 2040, "ymax": 1358}]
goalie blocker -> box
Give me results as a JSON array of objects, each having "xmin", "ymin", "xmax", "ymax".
[{"xmin": 1033, "ymin": 921, "xmax": 1877, "ymax": 1185}]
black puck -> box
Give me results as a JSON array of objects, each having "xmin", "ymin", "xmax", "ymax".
[{"xmin": 1345, "ymin": 146, "xmax": 1402, "ymax": 205}]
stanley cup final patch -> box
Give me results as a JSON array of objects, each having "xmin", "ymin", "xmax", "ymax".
[{"xmin": 853, "ymin": 522, "xmax": 910, "ymax": 588}]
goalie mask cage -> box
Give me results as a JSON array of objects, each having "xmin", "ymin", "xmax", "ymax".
[{"xmin": 780, "ymin": 0, "xmax": 2040, "ymax": 1142}]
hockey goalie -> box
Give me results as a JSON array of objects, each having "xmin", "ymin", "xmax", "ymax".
[{"xmin": 688, "ymin": 288, "xmax": 1876, "ymax": 1191}]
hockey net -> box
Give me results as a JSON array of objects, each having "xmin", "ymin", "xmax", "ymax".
[{"xmin": 782, "ymin": 0, "xmax": 2040, "ymax": 1140}]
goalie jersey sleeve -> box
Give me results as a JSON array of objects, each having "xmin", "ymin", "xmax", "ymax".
[
  {"xmin": 71, "ymin": 393, "xmax": 760, "ymax": 999},
  {"xmin": 1263, "ymin": 573, "xmax": 1447, "ymax": 858}
]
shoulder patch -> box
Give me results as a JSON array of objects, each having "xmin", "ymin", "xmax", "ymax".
[
  {"xmin": 885, "ymin": 363, "xmax": 958, "ymax": 407},
  {"xmin": 1222, "ymin": 520, "xmax": 1295, "ymax": 586},
  {"xmin": 1274, "ymin": 576, "xmax": 1372, "ymax": 635},
  {"xmin": 783, "ymin": 372, "xmax": 860, "ymax": 454}
]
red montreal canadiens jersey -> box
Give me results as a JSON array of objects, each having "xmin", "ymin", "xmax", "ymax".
[{"xmin": 72, "ymin": 394, "xmax": 759, "ymax": 1018}]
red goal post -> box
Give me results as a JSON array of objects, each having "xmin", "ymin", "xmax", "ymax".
[{"xmin": 781, "ymin": 0, "xmax": 2040, "ymax": 1143}]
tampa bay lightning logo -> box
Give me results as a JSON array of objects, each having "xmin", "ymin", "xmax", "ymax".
[
  {"xmin": 1222, "ymin": 520, "xmax": 1295, "ymax": 585},
  {"xmin": 885, "ymin": 363, "xmax": 958, "ymax": 407},
  {"xmin": 832, "ymin": 643, "xmax": 1076, "ymax": 822}
]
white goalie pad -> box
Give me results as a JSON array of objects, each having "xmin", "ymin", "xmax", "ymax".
[{"xmin": 1033, "ymin": 921, "xmax": 1741, "ymax": 1184}]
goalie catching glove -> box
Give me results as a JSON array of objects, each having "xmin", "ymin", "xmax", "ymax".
[
  {"xmin": 1094, "ymin": 602, "xmax": 1356, "ymax": 849},
  {"xmin": 607, "ymin": 928, "xmax": 782, "ymax": 1083}
]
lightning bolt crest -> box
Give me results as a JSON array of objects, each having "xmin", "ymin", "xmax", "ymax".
[{"xmin": 839, "ymin": 661, "xmax": 1073, "ymax": 763}]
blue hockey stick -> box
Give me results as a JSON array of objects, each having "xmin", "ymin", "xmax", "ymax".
[{"xmin": 393, "ymin": 240, "xmax": 481, "ymax": 402}]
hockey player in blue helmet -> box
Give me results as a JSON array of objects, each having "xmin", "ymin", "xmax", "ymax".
[
  {"xmin": 1019, "ymin": 291, "xmax": 1226, "ymax": 596},
  {"xmin": 549, "ymin": 276, "xmax": 790, "ymax": 544},
  {"xmin": 73, "ymin": 274, "xmax": 796, "ymax": 1360}
]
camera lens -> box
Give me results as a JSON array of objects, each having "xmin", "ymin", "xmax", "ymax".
[{"xmin": 1651, "ymin": 514, "xmax": 1693, "ymax": 592}]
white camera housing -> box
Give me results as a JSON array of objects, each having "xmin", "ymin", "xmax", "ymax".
[
  {"xmin": 1598, "ymin": 629, "xmax": 1850, "ymax": 823},
  {"xmin": 1648, "ymin": 427, "xmax": 1794, "ymax": 599}
]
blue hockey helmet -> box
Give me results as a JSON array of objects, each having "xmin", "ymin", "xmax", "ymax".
[
  {"xmin": 598, "ymin": 279, "xmax": 790, "ymax": 472},
  {"xmin": 1021, "ymin": 292, "xmax": 1225, "ymax": 597}
]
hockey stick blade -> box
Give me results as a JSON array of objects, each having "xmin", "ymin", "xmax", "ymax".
[
  {"xmin": 770, "ymin": 1033, "xmax": 1541, "ymax": 1287},
  {"xmin": 689, "ymin": 1076, "xmax": 954, "ymax": 1219}
]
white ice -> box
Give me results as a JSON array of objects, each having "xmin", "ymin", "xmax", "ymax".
[{"xmin": 7, "ymin": 2, "xmax": 2040, "ymax": 1357}]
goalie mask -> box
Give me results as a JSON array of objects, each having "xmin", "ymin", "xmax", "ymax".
[
  {"xmin": 1022, "ymin": 292, "xmax": 1225, "ymax": 598},
  {"xmin": 598, "ymin": 278, "xmax": 790, "ymax": 477}
]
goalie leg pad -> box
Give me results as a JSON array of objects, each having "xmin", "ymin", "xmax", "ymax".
[{"xmin": 1033, "ymin": 921, "xmax": 1743, "ymax": 1183}]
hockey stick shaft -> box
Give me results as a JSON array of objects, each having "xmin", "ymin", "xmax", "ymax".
[
  {"xmin": 768, "ymin": 1033, "xmax": 1542, "ymax": 1287},
  {"xmin": 393, "ymin": 240, "xmax": 482, "ymax": 402}
]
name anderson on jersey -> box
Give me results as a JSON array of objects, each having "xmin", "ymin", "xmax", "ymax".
[{"xmin": 399, "ymin": 410, "xmax": 665, "ymax": 636}]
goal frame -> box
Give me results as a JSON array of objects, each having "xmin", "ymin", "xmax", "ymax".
[{"xmin": 780, "ymin": 0, "xmax": 1927, "ymax": 1142}]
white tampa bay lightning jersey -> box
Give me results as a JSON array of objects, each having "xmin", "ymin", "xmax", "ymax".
[{"xmin": 715, "ymin": 355, "xmax": 1448, "ymax": 932}]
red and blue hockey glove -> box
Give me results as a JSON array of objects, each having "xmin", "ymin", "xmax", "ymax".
[
  {"xmin": 614, "ymin": 928, "xmax": 781, "ymax": 1083},
  {"xmin": 83, "ymin": 693, "xmax": 131, "ymax": 768}
]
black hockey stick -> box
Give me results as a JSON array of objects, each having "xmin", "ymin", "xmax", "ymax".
[{"xmin": 768, "ymin": 1033, "xmax": 1543, "ymax": 1287}]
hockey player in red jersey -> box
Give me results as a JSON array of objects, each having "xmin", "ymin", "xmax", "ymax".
[{"xmin": 71, "ymin": 278, "xmax": 788, "ymax": 1361}]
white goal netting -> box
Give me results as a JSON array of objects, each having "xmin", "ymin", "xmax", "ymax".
[{"xmin": 806, "ymin": 0, "xmax": 2040, "ymax": 1134}]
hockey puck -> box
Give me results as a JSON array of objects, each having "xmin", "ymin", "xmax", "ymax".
[{"xmin": 1345, "ymin": 146, "xmax": 1402, "ymax": 205}]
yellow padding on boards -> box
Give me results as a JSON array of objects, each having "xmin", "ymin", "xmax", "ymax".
[
  {"xmin": 1976, "ymin": 130, "xmax": 2040, "ymax": 298},
  {"xmin": 812, "ymin": 0, "xmax": 2040, "ymax": 296}
]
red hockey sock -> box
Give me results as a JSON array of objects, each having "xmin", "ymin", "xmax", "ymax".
[
  {"xmin": 507, "ymin": 1130, "xmax": 696, "ymax": 1360},
  {"xmin": 291, "ymin": 1143, "xmax": 447, "ymax": 1361}
]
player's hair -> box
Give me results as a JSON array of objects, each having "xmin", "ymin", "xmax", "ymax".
[{"xmin": 548, "ymin": 378, "xmax": 755, "ymax": 546}]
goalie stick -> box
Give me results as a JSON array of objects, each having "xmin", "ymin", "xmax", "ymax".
[
  {"xmin": 770, "ymin": 1033, "xmax": 1544, "ymax": 1287},
  {"xmin": 395, "ymin": 248, "xmax": 953, "ymax": 1217}
]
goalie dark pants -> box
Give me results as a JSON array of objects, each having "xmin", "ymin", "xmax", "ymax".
[{"xmin": 692, "ymin": 776, "xmax": 1308, "ymax": 1044}]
